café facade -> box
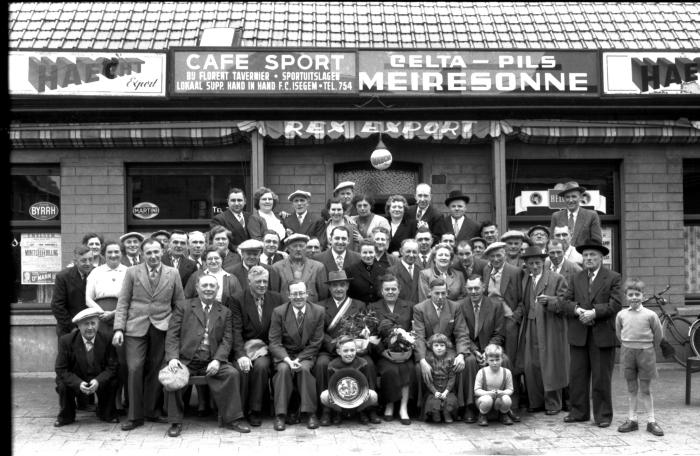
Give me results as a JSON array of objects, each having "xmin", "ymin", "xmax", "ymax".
[{"xmin": 9, "ymin": 2, "xmax": 700, "ymax": 371}]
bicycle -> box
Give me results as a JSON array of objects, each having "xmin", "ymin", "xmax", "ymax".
[
  {"xmin": 643, "ymin": 285, "xmax": 693, "ymax": 367},
  {"xmin": 689, "ymin": 313, "xmax": 700, "ymax": 358}
]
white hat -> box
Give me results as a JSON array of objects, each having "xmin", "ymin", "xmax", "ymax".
[
  {"xmin": 238, "ymin": 239, "xmax": 264, "ymax": 251},
  {"xmin": 284, "ymin": 233, "xmax": 310, "ymax": 246},
  {"xmin": 333, "ymin": 181, "xmax": 355, "ymax": 193},
  {"xmin": 72, "ymin": 308, "xmax": 102, "ymax": 324},
  {"xmin": 288, "ymin": 190, "xmax": 311, "ymax": 201},
  {"xmin": 119, "ymin": 231, "xmax": 144, "ymax": 243},
  {"xmin": 500, "ymin": 230, "xmax": 526, "ymax": 242},
  {"xmin": 483, "ymin": 241, "xmax": 507, "ymax": 257}
]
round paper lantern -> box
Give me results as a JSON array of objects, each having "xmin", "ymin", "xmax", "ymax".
[{"xmin": 370, "ymin": 148, "xmax": 392, "ymax": 170}]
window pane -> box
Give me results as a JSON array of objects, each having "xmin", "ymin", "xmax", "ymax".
[
  {"xmin": 10, "ymin": 230, "xmax": 58, "ymax": 304},
  {"xmin": 683, "ymin": 159, "xmax": 700, "ymax": 215},
  {"xmin": 11, "ymin": 174, "xmax": 61, "ymax": 221}
]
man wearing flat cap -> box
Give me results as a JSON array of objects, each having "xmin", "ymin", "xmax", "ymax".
[
  {"xmin": 272, "ymin": 233, "xmax": 328, "ymax": 303},
  {"xmin": 560, "ymin": 239, "xmax": 621, "ymax": 428},
  {"xmin": 501, "ymin": 230, "xmax": 528, "ymax": 269},
  {"xmin": 283, "ymin": 190, "xmax": 325, "ymax": 239},
  {"xmin": 549, "ymin": 181, "xmax": 602, "ymax": 248},
  {"xmin": 151, "ymin": 230, "xmax": 171, "ymax": 252},
  {"xmin": 54, "ymin": 308, "xmax": 119, "ymax": 427},
  {"xmin": 527, "ymin": 225, "xmax": 550, "ymax": 253},
  {"xmin": 119, "ymin": 232, "xmax": 145, "ymax": 267},
  {"xmin": 231, "ymin": 238, "xmax": 281, "ymax": 295},
  {"xmin": 322, "ymin": 181, "xmax": 358, "ymax": 220},
  {"xmin": 435, "ymin": 190, "xmax": 481, "ymax": 245}
]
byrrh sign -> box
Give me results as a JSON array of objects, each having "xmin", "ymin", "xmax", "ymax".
[{"xmin": 170, "ymin": 49, "xmax": 599, "ymax": 96}]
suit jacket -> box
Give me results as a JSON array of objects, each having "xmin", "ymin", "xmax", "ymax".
[
  {"xmin": 549, "ymin": 207, "xmax": 603, "ymax": 247},
  {"xmin": 114, "ymin": 263, "xmax": 186, "ymax": 337},
  {"xmin": 375, "ymin": 251, "xmax": 398, "ymax": 269},
  {"xmin": 261, "ymin": 252, "xmax": 286, "ymax": 266},
  {"xmin": 121, "ymin": 255, "xmax": 143, "ymax": 267},
  {"xmin": 55, "ymin": 328, "xmax": 117, "ymax": 390},
  {"xmin": 452, "ymin": 257, "xmax": 488, "ymax": 280},
  {"xmin": 418, "ymin": 267, "xmax": 465, "ymax": 302},
  {"xmin": 368, "ymin": 298, "xmax": 413, "ymax": 332},
  {"xmin": 165, "ymin": 298, "xmax": 232, "ymax": 364},
  {"xmin": 162, "ymin": 254, "xmax": 197, "ymax": 288},
  {"xmin": 283, "ymin": 211, "xmax": 325, "ymax": 239},
  {"xmin": 482, "ymin": 262, "xmax": 523, "ymax": 314},
  {"xmin": 318, "ymin": 297, "xmax": 366, "ymax": 353},
  {"xmin": 407, "ymin": 204, "xmax": 443, "ymax": 242},
  {"xmin": 229, "ymin": 263, "xmax": 281, "ymax": 294},
  {"xmin": 183, "ymin": 269, "xmax": 243, "ymax": 303},
  {"xmin": 229, "ymin": 289, "xmax": 284, "ymax": 360},
  {"xmin": 435, "ymin": 215, "xmax": 481, "ymax": 244},
  {"xmin": 562, "ymin": 267, "xmax": 622, "ymax": 348},
  {"xmin": 268, "ymin": 301, "xmax": 325, "ymax": 363},
  {"xmin": 319, "ymin": 219, "xmax": 360, "ymax": 252},
  {"xmin": 386, "ymin": 215, "xmax": 417, "ymax": 254},
  {"xmin": 221, "ymin": 250, "xmax": 242, "ymax": 273},
  {"xmin": 545, "ymin": 258, "xmax": 582, "ymax": 288},
  {"xmin": 413, "ymin": 299, "xmax": 470, "ymax": 361},
  {"xmin": 346, "ymin": 261, "xmax": 387, "ymax": 304},
  {"xmin": 51, "ymin": 266, "xmax": 89, "ymax": 335},
  {"xmin": 313, "ymin": 249, "xmax": 361, "ymax": 274},
  {"xmin": 387, "ymin": 262, "xmax": 421, "ymax": 303},
  {"xmin": 458, "ymin": 296, "xmax": 505, "ymax": 352},
  {"xmin": 271, "ymin": 257, "xmax": 328, "ymax": 303},
  {"xmin": 210, "ymin": 209, "xmax": 251, "ymax": 249}
]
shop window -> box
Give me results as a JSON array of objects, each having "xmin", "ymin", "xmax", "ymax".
[
  {"xmin": 11, "ymin": 165, "xmax": 61, "ymax": 305},
  {"xmin": 506, "ymin": 159, "xmax": 620, "ymax": 270},
  {"xmin": 335, "ymin": 161, "xmax": 420, "ymax": 214},
  {"xmin": 683, "ymin": 159, "xmax": 700, "ymax": 296},
  {"xmin": 126, "ymin": 163, "xmax": 249, "ymax": 232}
]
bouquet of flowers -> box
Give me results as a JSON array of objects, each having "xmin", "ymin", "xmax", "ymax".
[
  {"xmin": 336, "ymin": 310, "xmax": 380, "ymax": 351},
  {"xmin": 378, "ymin": 319, "xmax": 416, "ymax": 363}
]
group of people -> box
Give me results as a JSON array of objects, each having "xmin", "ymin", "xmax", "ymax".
[{"xmin": 51, "ymin": 179, "xmax": 666, "ymax": 437}]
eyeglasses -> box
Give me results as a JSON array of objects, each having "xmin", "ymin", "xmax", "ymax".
[{"xmin": 289, "ymin": 292, "xmax": 307, "ymax": 297}]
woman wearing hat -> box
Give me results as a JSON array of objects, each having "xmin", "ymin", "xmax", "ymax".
[
  {"xmin": 418, "ymin": 243, "xmax": 466, "ymax": 302},
  {"xmin": 247, "ymin": 187, "xmax": 287, "ymax": 243}
]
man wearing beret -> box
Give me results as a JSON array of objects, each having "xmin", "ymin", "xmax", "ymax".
[
  {"xmin": 549, "ymin": 181, "xmax": 603, "ymax": 248},
  {"xmin": 283, "ymin": 190, "xmax": 325, "ymax": 239},
  {"xmin": 435, "ymin": 190, "xmax": 481, "ymax": 245},
  {"xmin": 560, "ymin": 239, "xmax": 621, "ymax": 428},
  {"xmin": 54, "ymin": 308, "xmax": 119, "ymax": 427},
  {"xmin": 119, "ymin": 232, "xmax": 145, "ymax": 267}
]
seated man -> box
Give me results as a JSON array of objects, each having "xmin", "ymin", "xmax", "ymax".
[
  {"xmin": 163, "ymin": 274, "xmax": 250, "ymax": 437},
  {"xmin": 54, "ymin": 308, "xmax": 119, "ymax": 427},
  {"xmin": 268, "ymin": 281, "xmax": 325, "ymax": 431}
]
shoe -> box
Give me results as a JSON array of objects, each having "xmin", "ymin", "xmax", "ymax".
[
  {"xmin": 167, "ymin": 423, "xmax": 182, "ymax": 437},
  {"xmin": 368, "ymin": 410, "xmax": 382, "ymax": 424},
  {"xmin": 477, "ymin": 413, "xmax": 488, "ymax": 426},
  {"xmin": 54, "ymin": 418, "xmax": 74, "ymax": 427},
  {"xmin": 307, "ymin": 414, "xmax": 319, "ymax": 429},
  {"xmin": 225, "ymin": 420, "xmax": 251, "ymax": 433},
  {"xmin": 382, "ymin": 414, "xmax": 394, "ymax": 422},
  {"xmin": 274, "ymin": 415, "xmax": 286, "ymax": 431},
  {"xmin": 121, "ymin": 420, "xmax": 144, "ymax": 431},
  {"xmin": 617, "ymin": 420, "xmax": 638, "ymax": 433},
  {"xmin": 464, "ymin": 407, "xmax": 478, "ymax": 424},
  {"xmin": 431, "ymin": 411, "xmax": 441, "ymax": 423},
  {"xmin": 598, "ymin": 421, "xmax": 611, "ymax": 428},
  {"xmin": 331, "ymin": 411, "xmax": 342, "ymax": 425},
  {"xmin": 444, "ymin": 413, "xmax": 454, "ymax": 424},
  {"xmin": 527, "ymin": 406, "xmax": 544, "ymax": 413},
  {"xmin": 358, "ymin": 411, "xmax": 369, "ymax": 425},
  {"xmin": 320, "ymin": 409, "xmax": 331, "ymax": 427},
  {"xmin": 564, "ymin": 415, "xmax": 587, "ymax": 423},
  {"xmin": 285, "ymin": 412, "xmax": 300, "ymax": 425},
  {"xmin": 399, "ymin": 418, "xmax": 411, "ymax": 425},
  {"xmin": 507, "ymin": 410, "xmax": 521, "ymax": 423},
  {"xmin": 145, "ymin": 416, "xmax": 168, "ymax": 424},
  {"xmin": 545, "ymin": 410, "xmax": 560, "ymax": 416},
  {"xmin": 247, "ymin": 412, "xmax": 262, "ymax": 427},
  {"xmin": 646, "ymin": 422, "xmax": 664, "ymax": 436},
  {"xmin": 500, "ymin": 412, "xmax": 514, "ymax": 425}
]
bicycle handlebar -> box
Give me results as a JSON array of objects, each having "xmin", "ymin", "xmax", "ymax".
[{"xmin": 642, "ymin": 285, "xmax": 671, "ymax": 305}]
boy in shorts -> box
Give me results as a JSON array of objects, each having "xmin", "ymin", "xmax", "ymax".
[{"xmin": 615, "ymin": 279, "xmax": 664, "ymax": 436}]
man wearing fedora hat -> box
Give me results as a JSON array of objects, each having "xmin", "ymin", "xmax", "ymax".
[
  {"xmin": 514, "ymin": 246, "xmax": 569, "ymax": 416},
  {"xmin": 119, "ymin": 232, "xmax": 145, "ymax": 267},
  {"xmin": 549, "ymin": 181, "xmax": 602, "ymax": 248},
  {"xmin": 436, "ymin": 190, "xmax": 481, "ymax": 245},
  {"xmin": 283, "ymin": 190, "xmax": 325, "ymax": 239},
  {"xmin": 54, "ymin": 308, "xmax": 119, "ymax": 427},
  {"xmin": 560, "ymin": 239, "xmax": 621, "ymax": 428}
]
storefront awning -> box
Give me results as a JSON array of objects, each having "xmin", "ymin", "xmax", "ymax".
[{"xmin": 9, "ymin": 121, "xmax": 257, "ymax": 149}]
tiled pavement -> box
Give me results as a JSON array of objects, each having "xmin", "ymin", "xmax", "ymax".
[{"xmin": 12, "ymin": 365, "xmax": 700, "ymax": 456}]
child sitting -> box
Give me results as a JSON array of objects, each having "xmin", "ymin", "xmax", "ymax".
[
  {"xmin": 320, "ymin": 335, "xmax": 378, "ymax": 425},
  {"xmin": 474, "ymin": 344, "xmax": 515, "ymax": 426},
  {"xmin": 615, "ymin": 279, "xmax": 664, "ymax": 436},
  {"xmin": 421, "ymin": 333, "xmax": 459, "ymax": 423}
]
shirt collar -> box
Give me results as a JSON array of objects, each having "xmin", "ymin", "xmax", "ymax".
[
  {"xmin": 82, "ymin": 335, "xmax": 95, "ymax": 346},
  {"xmin": 401, "ymin": 260, "xmax": 414, "ymax": 271},
  {"xmin": 295, "ymin": 305, "xmax": 306, "ymax": 315},
  {"xmin": 569, "ymin": 207, "xmax": 580, "ymax": 217}
]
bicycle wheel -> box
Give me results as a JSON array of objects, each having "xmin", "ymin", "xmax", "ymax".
[
  {"xmin": 690, "ymin": 320, "xmax": 700, "ymax": 358},
  {"xmin": 663, "ymin": 316, "xmax": 691, "ymax": 367}
]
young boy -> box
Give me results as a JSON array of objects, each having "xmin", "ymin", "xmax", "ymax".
[
  {"xmin": 615, "ymin": 279, "xmax": 664, "ymax": 436},
  {"xmin": 474, "ymin": 344, "xmax": 514, "ymax": 426},
  {"xmin": 320, "ymin": 335, "xmax": 379, "ymax": 425}
]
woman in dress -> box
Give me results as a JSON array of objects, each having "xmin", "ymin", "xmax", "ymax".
[
  {"xmin": 418, "ymin": 243, "xmax": 465, "ymax": 301},
  {"xmin": 385, "ymin": 194, "xmax": 416, "ymax": 255},
  {"xmin": 346, "ymin": 240, "xmax": 387, "ymax": 305},
  {"xmin": 350, "ymin": 193, "xmax": 390, "ymax": 244},
  {"xmin": 208, "ymin": 225, "xmax": 241, "ymax": 273},
  {"xmin": 247, "ymin": 187, "xmax": 287, "ymax": 243},
  {"xmin": 320, "ymin": 196, "xmax": 360, "ymax": 251}
]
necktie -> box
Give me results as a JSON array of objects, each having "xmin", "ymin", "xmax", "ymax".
[
  {"xmin": 296, "ymin": 310, "xmax": 304, "ymax": 331},
  {"xmin": 435, "ymin": 304, "xmax": 443, "ymax": 317},
  {"xmin": 473, "ymin": 301, "xmax": 480, "ymax": 331},
  {"xmin": 422, "ymin": 255, "xmax": 428, "ymax": 266},
  {"xmin": 417, "ymin": 209, "xmax": 423, "ymax": 221},
  {"xmin": 85, "ymin": 340, "xmax": 94, "ymax": 366},
  {"xmin": 268, "ymin": 255, "xmax": 274, "ymax": 266},
  {"xmin": 298, "ymin": 214, "xmax": 304, "ymax": 225},
  {"xmin": 335, "ymin": 255, "xmax": 343, "ymax": 270},
  {"xmin": 568, "ymin": 212, "xmax": 575, "ymax": 235},
  {"xmin": 588, "ymin": 270, "xmax": 594, "ymax": 296},
  {"xmin": 256, "ymin": 297, "xmax": 263, "ymax": 322},
  {"xmin": 488, "ymin": 270, "xmax": 497, "ymax": 295},
  {"xmin": 148, "ymin": 267, "xmax": 158, "ymax": 289},
  {"xmin": 452, "ymin": 218, "xmax": 459, "ymax": 234},
  {"xmin": 173, "ymin": 257, "xmax": 179, "ymax": 270},
  {"xmin": 407, "ymin": 265, "xmax": 413, "ymax": 277}
]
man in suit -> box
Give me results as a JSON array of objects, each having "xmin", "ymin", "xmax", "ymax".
[
  {"xmin": 113, "ymin": 238, "xmax": 186, "ymax": 431},
  {"xmin": 314, "ymin": 225, "xmax": 361, "ymax": 273},
  {"xmin": 501, "ymin": 230, "xmax": 527, "ymax": 269},
  {"xmin": 480, "ymin": 221, "xmax": 500, "ymax": 246},
  {"xmin": 210, "ymin": 188, "xmax": 251, "ymax": 251},
  {"xmin": 283, "ymin": 190, "xmax": 324, "ymax": 239},
  {"xmin": 453, "ymin": 240, "xmax": 488, "ymax": 280},
  {"xmin": 561, "ymin": 239, "xmax": 621, "ymax": 428},
  {"xmin": 161, "ymin": 230, "xmax": 197, "ymax": 288},
  {"xmin": 413, "ymin": 278, "xmax": 471, "ymax": 402},
  {"xmin": 260, "ymin": 230, "xmax": 287, "ymax": 265},
  {"xmin": 119, "ymin": 232, "xmax": 145, "ymax": 267},
  {"xmin": 54, "ymin": 308, "xmax": 119, "ymax": 427},
  {"xmin": 52, "ymin": 246, "xmax": 95, "ymax": 338},
  {"xmin": 414, "ymin": 227, "xmax": 434, "ymax": 270},
  {"xmin": 546, "ymin": 238, "xmax": 582, "ymax": 287},
  {"xmin": 231, "ymin": 239, "xmax": 281, "ymax": 294},
  {"xmin": 268, "ymin": 281, "xmax": 325, "ymax": 431},
  {"xmin": 163, "ymin": 274, "xmax": 249, "ymax": 437},
  {"xmin": 406, "ymin": 183, "xmax": 443, "ymax": 243},
  {"xmin": 527, "ymin": 225, "xmax": 550, "ymax": 253},
  {"xmin": 515, "ymin": 247, "xmax": 569, "ymax": 416},
  {"xmin": 387, "ymin": 238, "xmax": 421, "ymax": 303},
  {"xmin": 435, "ymin": 190, "xmax": 481, "ymax": 245},
  {"xmin": 273, "ymin": 233, "xmax": 328, "ymax": 303},
  {"xmin": 549, "ymin": 181, "xmax": 603, "ymax": 248},
  {"xmin": 151, "ymin": 230, "xmax": 171, "ymax": 252},
  {"xmin": 229, "ymin": 265, "xmax": 284, "ymax": 426},
  {"xmin": 187, "ymin": 230, "xmax": 207, "ymax": 269},
  {"xmin": 314, "ymin": 270, "xmax": 380, "ymax": 425},
  {"xmin": 553, "ymin": 225, "xmax": 583, "ymax": 265}
]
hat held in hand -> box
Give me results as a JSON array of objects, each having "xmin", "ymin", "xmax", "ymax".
[{"xmin": 158, "ymin": 364, "xmax": 190, "ymax": 392}]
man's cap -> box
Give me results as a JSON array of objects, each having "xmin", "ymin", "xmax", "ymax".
[
  {"xmin": 151, "ymin": 229, "xmax": 171, "ymax": 239},
  {"xmin": 238, "ymin": 239, "xmax": 264, "ymax": 251},
  {"xmin": 527, "ymin": 225, "xmax": 551, "ymax": 238},
  {"xmin": 71, "ymin": 307, "xmax": 102, "ymax": 324},
  {"xmin": 444, "ymin": 189, "xmax": 470, "ymax": 206},
  {"xmin": 483, "ymin": 241, "xmax": 507, "ymax": 256},
  {"xmin": 500, "ymin": 230, "xmax": 527, "ymax": 242},
  {"xmin": 469, "ymin": 236, "xmax": 488, "ymax": 247},
  {"xmin": 333, "ymin": 181, "xmax": 355, "ymax": 193},
  {"xmin": 288, "ymin": 190, "xmax": 312, "ymax": 201},
  {"xmin": 575, "ymin": 239, "xmax": 609, "ymax": 256},
  {"xmin": 284, "ymin": 233, "xmax": 310, "ymax": 246},
  {"xmin": 555, "ymin": 181, "xmax": 587, "ymax": 196},
  {"xmin": 325, "ymin": 270, "xmax": 354, "ymax": 284},
  {"xmin": 520, "ymin": 246, "xmax": 548, "ymax": 260},
  {"xmin": 119, "ymin": 231, "xmax": 144, "ymax": 243},
  {"xmin": 158, "ymin": 364, "xmax": 190, "ymax": 392}
]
